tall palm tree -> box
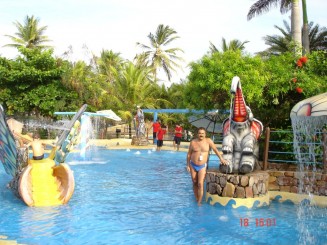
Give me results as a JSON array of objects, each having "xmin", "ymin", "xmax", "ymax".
[
  {"xmin": 4, "ymin": 15, "xmax": 51, "ymax": 49},
  {"xmin": 301, "ymin": 0, "xmax": 310, "ymax": 54},
  {"xmin": 247, "ymin": 0, "xmax": 302, "ymax": 53},
  {"xmin": 136, "ymin": 24, "xmax": 184, "ymax": 82},
  {"xmin": 259, "ymin": 19, "xmax": 327, "ymax": 56},
  {"xmin": 209, "ymin": 38, "xmax": 249, "ymax": 53}
]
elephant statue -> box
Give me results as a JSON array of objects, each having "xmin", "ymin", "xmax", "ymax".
[{"xmin": 220, "ymin": 76, "xmax": 263, "ymax": 174}]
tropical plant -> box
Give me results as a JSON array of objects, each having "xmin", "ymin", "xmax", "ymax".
[
  {"xmin": 0, "ymin": 47, "xmax": 78, "ymax": 116},
  {"xmin": 61, "ymin": 60, "xmax": 109, "ymax": 111},
  {"xmin": 4, "ymin": 15, "xmax": 51, "ymax": 49},
  {"xmin": 209, "ymin": 38, "xmax": 249, "ymax": 53},
  {"xmin": 260, "ymin": 20, "xmax": 292, "ymax": 55},
  {"xmin": 308, "ymin": 23, "xmax": 327, "ymax": 51},
  {"xmin": 184, "ymin": 50, "xmax": 267, "ymax": 111},
  {"xmin": 184, "ymin": 50, "xmax": 327, "ymax": 129},
  {"xmin": 109, "ymin": 62, "xmax": 171, "ymax": 121},
  {"xmin": 259, "ymin": 19, "xmax": 327, "ymax": 56},
  {"xmin": 136, "ymin": 24, "xmax": 184, "ymax": 82},
  {"xmin": 96, "ymin": 49, "xmax": 125, "ymax": 84},
  {"xmin": 167, "ymin": 82, "xmax": 187, "ymax": 108},
  {"xmin": 247, "ymin": 0, "xmax": 302, "ymax": 53}
]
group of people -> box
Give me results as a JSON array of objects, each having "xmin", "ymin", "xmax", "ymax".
[{"xmin": 150, "ymin": 120, "xmax": 184, "ymax": 152}]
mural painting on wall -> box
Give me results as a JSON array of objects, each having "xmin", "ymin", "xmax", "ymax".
[{"xmin": 220, "ymin": 76, "xmax": 264, "ymax": 174}]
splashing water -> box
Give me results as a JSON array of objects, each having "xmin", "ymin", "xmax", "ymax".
[
  {"xmin": 291, "ymin": 115, "xmax": 327, "ymax": 245},
  {"xmin": 79, "ymin": 115, "xmax": 94, "ymax": 160}
]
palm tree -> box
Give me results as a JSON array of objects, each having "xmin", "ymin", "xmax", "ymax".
[
  {"xmin": 259, "ymin": 19, "xmax": 327, "ymax": 56},
  {"xmin": 136, "ymin": 24, "xmax": 184, "ymax": 82},
  {"xmin": 247, "ymin": 0, "xmax": 302, "ymax": 53},
  {"xmin": 96, "ymin": 49, "xmax": 125, "ymax": 84},
  {"xmin": 4, "ymin": 15, "xmax": 51, "ymax": 49},
  {"xmin": 111, "ymin": 62, "xmax": 168, "ymax": 110},
  {"xmin": 260, "ymin": 20, "xmax": 293, "ymax": 55},
  {"xmin": 309, "ymin": 23, "xmax": 327, "ymax": 51},
  {"xmin": 209, "ymin": 38, "xmax": 249, "ymax": 53},
  {"xmin": 108, "ymin": 61, "xmax": 172, "ymax": 127},
  {"xmin": 301, "ymin": 0, "xmax": 310, "ymax": 54}
]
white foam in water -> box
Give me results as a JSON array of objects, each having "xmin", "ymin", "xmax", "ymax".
[
  {"xmin": 152, "ymin": 147, "xmax": 156, "ymax": 152},
  {"xmin": 218, "ymin": 215, "xmax": 229, "ymax": 222},
  {"xmin": 126, "ymin": 148, "xmax": 130, "ymax": 152},
  {"xmin": 147, "ymin": 150, "xmax": 152, "ymax": 154},
  {"xmin": 68, "ymin": 160, "xmax": 109, "ymax": 165},
  {"xmin": 135, "ymin": 151, "xmax": 141, "ymax": 155}
]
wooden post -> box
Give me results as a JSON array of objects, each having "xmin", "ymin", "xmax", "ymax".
[
  {"xmin": 128, "ymin": 123, "xmax": 132, "ymax": 139},
  {"xmin": 323, "ymin": 129, "xmax": 327, "ymax": 173},
  {"xmin": 263, "ymin": 127, "xmax": 270, "ymax": 171}
]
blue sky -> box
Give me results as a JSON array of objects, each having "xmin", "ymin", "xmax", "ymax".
[{"xmin": 1, "ymin": 0, "xmax": 326, "ymax": 83}]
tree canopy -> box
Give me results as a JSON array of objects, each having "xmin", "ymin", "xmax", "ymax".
[
  {"xmin": 183, "ymin": 50, "xmax": 327, "ymax": 128},
  {"xmin": 0, "ymin": 47, "xmax": 79, "ymax": 116}
]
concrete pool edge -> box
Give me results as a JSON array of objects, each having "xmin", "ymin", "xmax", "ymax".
[
  {"xmin": 205, "ymin": 191, "xmax": 327, "ymax": 208},
  {"xmin": 269, "ymin": 191, "xmax": 327, "ymax": 207}
]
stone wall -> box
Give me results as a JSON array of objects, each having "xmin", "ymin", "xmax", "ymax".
[
  {"xmin": 267, "ymin": 163, "xmax": 327, "ymax": 196},
  {"xmin": 268, "ymin": 170, "xmax": 327, "ymax": 195},
  {"xmin": 205, "ymin": 170, "xmax": 269, "ymax": 198},
  {"xmin": 206, "ymin": 163, "xmax": 327, "ymax": 199},
  {"xmin": 205, "ymin": 164, "xmax": 327, "ymax": 208}
]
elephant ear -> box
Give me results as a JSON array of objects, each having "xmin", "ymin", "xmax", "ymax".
[
  {"xmin": 251, "ymin": 119, "xmax": 264, "ymax": 139},
  {"xmin": 222, "ymin": 118, "xmax": 230, "ymax": 136}
]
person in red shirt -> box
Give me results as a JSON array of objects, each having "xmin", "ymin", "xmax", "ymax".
[
  {"xmin": 156, "ymin": 125, "xmax": 167, "ymax": 151},
  {"xmin": 150, "ymin": 120, "xmax": 161, "ymax": 144},
  {"xmin": 173, "ymin": 123, "xmax": 183, "ymax": 151}
]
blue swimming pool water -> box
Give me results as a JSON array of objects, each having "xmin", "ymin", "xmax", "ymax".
[{"xmin": 0, "ymin": 148, "xmax": 326, "ymax": 245}]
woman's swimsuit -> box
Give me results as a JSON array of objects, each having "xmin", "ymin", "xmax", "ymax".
[{"xmin": 190, "ymin": 160, "xmax": 207, "ymax": 172}]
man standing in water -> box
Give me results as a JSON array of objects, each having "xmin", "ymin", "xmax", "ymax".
[
  {"xmin": 173, "ymin": 123, "xmax": 183, "ymax": 151},
  {"xmin": 156, "ymin": 125, "xmax": 167, "ymax": 151},
  {"xmin": 186, "ymin": 127, "xmax": 227, "ymax": 206}
]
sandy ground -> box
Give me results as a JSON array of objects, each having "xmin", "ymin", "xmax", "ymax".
[{"xmin": 88, "ymin": 138, "xmax": 190, "ymax": 152}]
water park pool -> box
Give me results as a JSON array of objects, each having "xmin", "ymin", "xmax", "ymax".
[{"xmin": 0, "ymin": 147, "xmax": 326, "ymax": 245}]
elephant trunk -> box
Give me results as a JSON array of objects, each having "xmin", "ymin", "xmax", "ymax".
[{"xmin": 233, "ymin": 86, "xmax": 247, "ymax": 122}]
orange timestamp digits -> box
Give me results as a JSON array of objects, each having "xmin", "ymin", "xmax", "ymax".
[{"xmin": 240, "ymin": 218, "xmax": 276, "ymax": 227}]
